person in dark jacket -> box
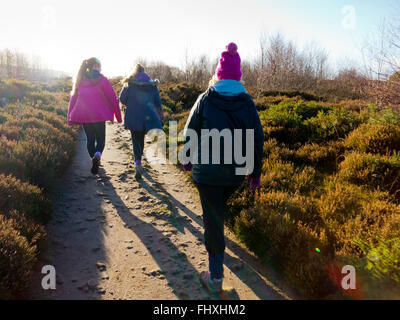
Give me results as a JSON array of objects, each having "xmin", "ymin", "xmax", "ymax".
[
  {"xmin": 119, "ymin": 64, "xmax": 164, "ymax": 180},
  {"xmin": 182, "ymin": 43, "xmax": 264, "ymax": 294}
]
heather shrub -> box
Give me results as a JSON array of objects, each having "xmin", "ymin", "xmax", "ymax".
[
  {"xmin": 0, "ymin": 115, "xmax": 75, "ymax": 189},
  {"xmin": 260, "ymin": 159, "xmax": 318, "ymax": 194},
  {"xmin": 234, "ymin": 206, "xmax": 335, "ymax": 298},
  {"xmin": 21, "ymin": 107, "xmax": 75, "ymax": 135},
  {"xmin": 0, "ymin": 79, "xmax": 76, "ymax": 298},
  {"xmin": 345, "ymin": 123, "xmax": 400, "ymax": 155},
  {"xmin": 159, "ymin": 82, "xmax": 203, "ymax": 112},
  {"xmin": 0, "ymin": 79, "xmax": 38, "ymax": 103},
  {"xmin": 317, "ymin": 181, "xmax": 364, "ymax": 226},
  {"xmin": 0, "ymin": 128, "xmax": 73, "ymax": 189},
  {"xmin": 225, "ymin": 185, "xmax": 255, "ymax": 228},
  {"xmin": 0, "ymin": 136, "xmax": 23, "ymax": 175},
  {"xmin": 295, "ymin": 141, "xmax": 345, "ymax": 171},
  {"xmin": 0, "ymin": 215, "xmax": 37, "ymax": 299},
  {"xmin": 338, "ymin": 152, "xmax": 400, "ymax": 195},
  {"xmin": 25, "ymin": 91, "xmax": 58, "ymax": 106},
  {"xmin": 0, "ymin": 174, "xmax": 51, "ymax": 223},
  {"xmin": 260, "ymin": 89, "xmax": 322, "ymax": 101},
  {"xmin": 317, "ymin": 178, "xmax": 400, "ymax": 256},
  {"xmin": 0, "ymin": 113, "xmax": 10, "ymax": 124},
  {"xmin": 2, "ymin": 210, "xmax": 45, "ymax": 246},
  {"xmin": 168, "ymin": 86, "xmax": 400, "ymax": 298},
  {"xmin": 262, "ymin": 123, "xmax": 307, "ymax": 144},
  {"xmin": 0, "ymin": 123, "xmax": 21, "ymax": 140},
  {"xmin": 255, "ymin": 191, "xmax": 322, "ymax": 227},
  {"xmin": 254, "ymin": 96, "xmax": 286, "ymax": 111},
  {"xmin": 262, "ymin": 138, "xmax": 296, "ymax": 163},
  {"xmin": 334, "ymin": 99, "xmax": 370, "ymax": 113}
]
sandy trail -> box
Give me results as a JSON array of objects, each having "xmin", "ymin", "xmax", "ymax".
[{"xmin": 28, "ymin": 121, "xmax": 295, "ymax": 300}]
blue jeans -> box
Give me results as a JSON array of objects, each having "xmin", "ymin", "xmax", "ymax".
[
  {"xmin": 195, "ymin": 183, "xmax": 239, "ymax": 279},
  {"xmin": 209, "ymin": 253, "xmax": 225, "ymax": 280}
]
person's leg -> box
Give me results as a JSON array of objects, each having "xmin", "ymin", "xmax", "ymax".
[
  {"xmin": 131, "ymin": 130, "xmax": 145, "ymax": 179},
  {"xmin": 93, "ymin": 121, "xmax": 106, "ymax": 158},
  {"xmin": 131, "ymin": 130, "xmax": 143, "ymax": 163},
  {"xmin": 223, "ymin": 185, "xmax": 239, "ymax": 208},
  {"xmin": 196, "ymin": 183, "xmax": 226, "ymax": 280},
  {"xmin": 82, "ymin": 123, "xmax": 96, "ymax": 158},
  {"xmin": 138, "ymin": 130, "xmax": 146, "ymax": 161}
]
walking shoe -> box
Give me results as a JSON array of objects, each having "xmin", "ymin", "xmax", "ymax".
[
  {"xmin": 200, "ymin": 271, "xmax": 223, "ymax": 293},
  {"xmin": 91, "ymin": 155, "xmax": 100, "ymax": 175},
  {"xmin": 135, "ymin": 164, "xmax": 142, "ymax": 180},
  {"xmin": 94, "ymin": 152, "xmax": 102, "ymax": 166}
]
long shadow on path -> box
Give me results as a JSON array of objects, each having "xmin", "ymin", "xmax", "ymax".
[{"xmin": 99, "ymin": 167, "xmax": 217, "ymax": 300}]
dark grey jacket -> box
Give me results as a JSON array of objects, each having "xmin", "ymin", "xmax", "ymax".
[
  {"xmin": 183, "ymin": 87, "xmax": 264, "ymax": 186},
  {"xmin": 119, "ymin": 80, "xmax": 163, "ymax": 132}
]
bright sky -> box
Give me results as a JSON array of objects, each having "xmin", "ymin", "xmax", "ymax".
[{"xmin": 0, "ymin": 0, "xmax": 395, "ymax": 77}]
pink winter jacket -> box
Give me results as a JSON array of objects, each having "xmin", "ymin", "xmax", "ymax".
[{"xmin": 67, "ymin": 76, "xmax": 122, "ymax": 126}]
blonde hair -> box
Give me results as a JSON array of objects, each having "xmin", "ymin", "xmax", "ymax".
[
  {"xmin": 208, "ymin": 74, "xmax": 246, "ymax": 88},
  {"xmin": 72, "ymin": 57, "xmax": 101, "ymax": 95},
  {"xmin": 121, "ymin": 64, "xmax": 145, "ymax": 85},
  {"xmin": 208, "ymin": 74, "xmax": 219, "ymax": 87}
]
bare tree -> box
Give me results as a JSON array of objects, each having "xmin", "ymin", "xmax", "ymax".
[
  {"xmin": 252, "ymin": 32, "xmax": 330, "ymax": 94},
  {"xmin": 362, "ymin": 3, "xmax": 400, "ymax": 106}
]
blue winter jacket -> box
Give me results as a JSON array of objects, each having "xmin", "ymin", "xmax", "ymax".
[{"xmin": 119, "ymin": 80, "xmax": 164, "ymax": 132}]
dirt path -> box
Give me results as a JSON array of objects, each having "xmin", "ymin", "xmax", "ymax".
[{"xmin": 28, "ymin": 122, "xmax": 295, "ymax": 300}]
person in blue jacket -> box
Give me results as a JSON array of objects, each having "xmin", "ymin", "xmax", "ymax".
[
  {"xmin": 119, "ymin": 64, "xmax": 164, "ymax": 179},
  {"xmin": 182, "ymin": 43, "xmax": 264, "ymax": 294}
]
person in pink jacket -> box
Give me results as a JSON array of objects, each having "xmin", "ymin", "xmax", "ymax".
[{"xmin": 68, "ymin": 57, "xmax": 122, "ymax": 174}]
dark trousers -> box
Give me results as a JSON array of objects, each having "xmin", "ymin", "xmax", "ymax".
[
  {"xmin": 195, "ymin": 183, "xmax": 239, "ymax": 279},
  {"xmin": 82, "ymin": 122, "xmax": 106, "ymax": 158},
  {"xmin": 130, "ymin": 130, "xmax": 146, "ymax": 161}
]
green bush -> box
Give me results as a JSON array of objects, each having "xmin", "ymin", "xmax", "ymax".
[
  {"xmin": 305, "ymin": 108, "xmax": 361, "ymax": 141},
  {"xmin": 259, "ymin": 101, "xmax": 304, "ymax": 128},
  {"xmin": 355, "ymin": 237, "xmax": 400, "ymax": 284},
  {"xmin": 362, "ymin": 104, "xmax": 400, "ymax": 126}
]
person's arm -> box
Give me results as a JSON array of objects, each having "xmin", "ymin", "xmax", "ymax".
[
  {"xmin": 153, "ymin": 87, "xmax": 164, "ymax": 121},
  {"xmin": 250, "ymin": 102, "xmax": 264, "ymax": 179},
  {"xmin": 102, "ymin": 77, "xmax": 122, "ymax": 123},
  {"xmin": 182, "ymin": 93, "xmax": 205, "ymax": 168},
  {"xmin": 67, "ymin": 93, "xmax": 78, "ymax": 126},
  {"xmin": 183, "ymin": 93, "xmax": 204, "ymax": 143},
  {"xmin": 119, "ymin": 85, "xmax": 129, "ymax": 106}
]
